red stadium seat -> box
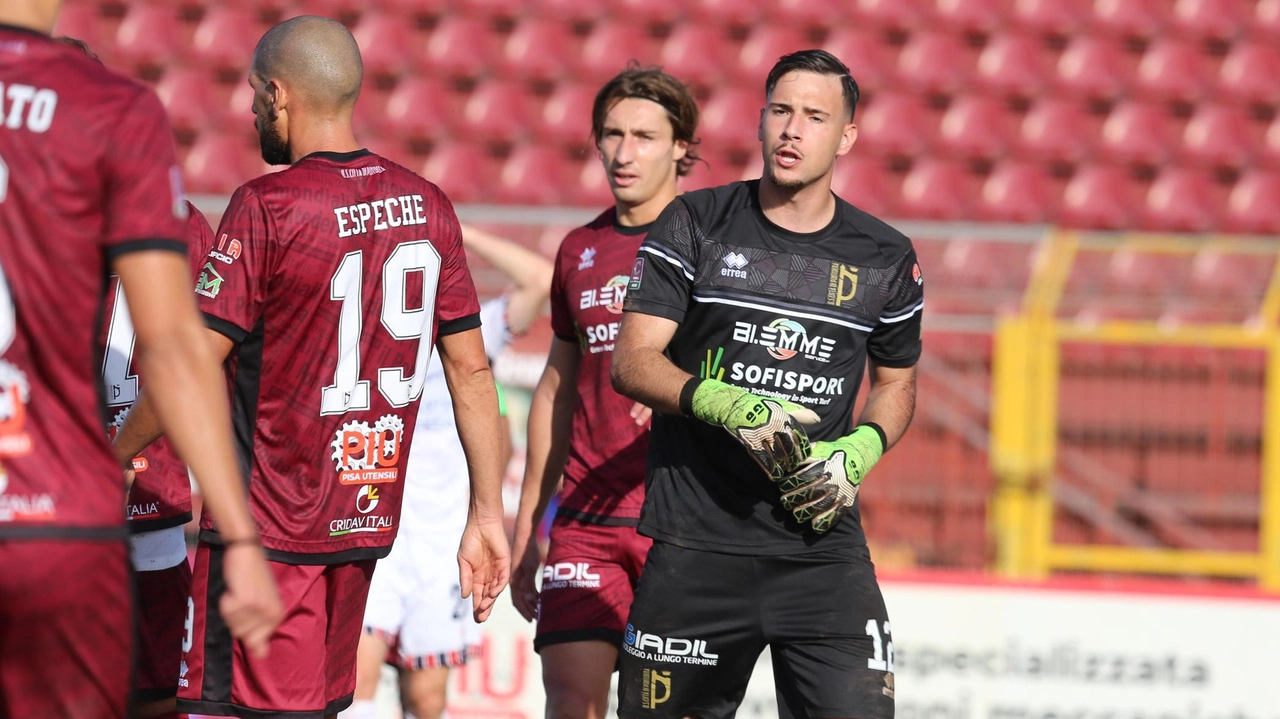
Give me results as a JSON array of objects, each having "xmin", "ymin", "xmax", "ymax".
[
  {"xmin": 373, "ymin": 0, "xmax": 450, "ymax": 21},
  {"xmin": 501, "ymin": 19, "xmax": 575, "ymax": 83},
  {"xmin": 735, "ymin": 27, "xmax": 810, "ymax": 86},
  {"xmin": 821, "ymin": 29, "xmax": 894, "ymax": 94},
  {"xmin": 605, "ymin": 0, "xmax": 683, "ymax": 26},
  {"xmin": 699, "ymin": 89, "xmax": 763, "ymax": 153},
  {"xmin": 977, "ymin": 161, "xmax": 1057, "ymax": 223},
  {"xmin": 1097, "ymin": 100, "xmax": 1178, "ymax": 167},
  {"xmin": 191, "ymin": 8, "xmax": 262, "ymax": 74},
  {"xmin": 378, "ymin": 78, "xmax": 454, "ymax": 143},
  {"xmin": 536, "ymin": 0, "xmax": 608, "ymax": 23},
  {"xmin": 855, "ymin": 0, "xmax": 929, "ymax": 31},
  {"xmin": 452, "ymin": 0, "xmax": 527, "ymax": 21},
  {"xmin": 1139, "ymin": 168, "xmax": 1222, "ymax": 233},
  {"xmin": 569, "ymin": 157, "xmax": 616, "ymax": 207},
  {"xmin": 679, "ymin": 150, "xmax": 743, "ymax": 192},
  {"xmin": 155, "ymin": 68, "xmax": 226, "ymax": 134},
  {"xmin": 936, "ymin": 96, "xmax": 1015, "ymax": 160},
  {"xmin": 351, "ymin": 12, "xmax": 416, "ymax": 83},
  {"xmin": 1055, "ymin": 36, "xmax": 1132, "ymax": 100},
  {"xmin": 1010, "ymin": 0, "xmax": 1090, "ymax": 36},
  {"xmin": 458, "ymin": 81, "xmax": 537, "ymax": 145},
  {"xmin": 494, "ymin": 146, "xmax": 572, "ymax": 205},
  {"xmin": 768, "ymin": 0, "xmax": 843, "ymax": 29},
  {"xmin": 1190, "ymin": 250, "xmax": 1275, "ymax": 299},
  {"xmin": 687, "ymin": 0, "xmax": 761, "ymax": 28},
  {"xmin": 1217, "ymin": 42, "xmax": 1280, "ymax": 107},
  {"xmin": 1133, "ymin": 39, "xmax": 1215, "ymax": 104},
  {"xmin": 538, "ymin": 83, "xmax": 597, "ymax": 147},
  {"xmin": 1180, "ymin": 104, "xmax": 1258, "ymax": 170},
  {"xmin": 1170, "ymin": 0, "xmax": 1250, "ymax": 41},
  {"xmin": 184, "ymin": 133, "xmax": 259, "ymax": 194},
  {"xmin": 1058, "ymin": 165, "xmax": 1141, "ymax": 229},
  {"xmin": 1223, "ymin": 171, "xmax": 1280, "ymax": 235},
  {"xmin": 1017, "ymin": 98, "xmax": 1096, "ymax": 164},
  {"xmin": 421, "ymin": 145, "xmax": 495, "ymax": 204},
  {"xmin": 52, "ymin": 3, "xmax": 104, "ymax": 50},
  {"xmin": 1262, "ymin": 115, "xmax": 1280, "ymax": 169},
  {"xmin": 856, "ymin": 92, "xmax": 934, "ymax": 158},
  {"xmin": 974, "ymin": 33, "xmax": 1054, "ymax": 99},
  {"xmin": 1089, "ymin": 0, "xmax": 1168, "ymax": 39},
  {"xmin": 896, "ymin": 30, "xmax": 972, "ymax": 96},
  {"xmin": 114, "ymin": 3, "xmax": 183, "ymax": 73},
  {"xmin": 576, "ymin": 22, "xmax": 658, "ymax": 84},
  {"xmin": 417, "ymin": 17, "xmax": 500, "ymax": 82},
  {"xmin": 1256, "ymin": 0, "xmax": 1280, "ymax": 41},
  {"xmin": 830, "ymin": 157, "xmax": 896, "ymax": 217},
  {"xmin": 932, "ymin": 0, "xmax": 1013, "ymax": 34},
  {"xmin": 660, "ymin": 26, "xmax": 733, "ymax": 88},
  {"xmin": 897, "ymin": 160, "xmax": 977, "ymax": 220}
]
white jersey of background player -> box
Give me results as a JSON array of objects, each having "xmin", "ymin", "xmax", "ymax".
[{"xmin": 349, "ymin": 226, "xmax": 552, "ymax": 719}]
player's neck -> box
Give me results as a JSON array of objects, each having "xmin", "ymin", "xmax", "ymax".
[
  {"xmin": 287, "ymin": 123, "xmax": 362, "ymax": 165},
  {"xmin": 758, "ymin": 175, "xmax": 837, "ymax": 235},
  {"xmin": 0, "ymin": 1, "xmax": 60, "ymax": 35},
  {"xmin": 614, "ymin": 183, "xmax": 678, "ymax": 228}
]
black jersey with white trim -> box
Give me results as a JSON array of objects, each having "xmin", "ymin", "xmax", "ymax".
[{"xmin": 623, "ymin": 180, "xmax": 924, "ymax": 555}]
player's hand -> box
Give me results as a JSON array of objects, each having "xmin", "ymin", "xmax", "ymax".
[
  {"xmin": 122, "ymin": 466, "xmax": 136, "ymax": 490},
  {"xmin": 630, "ymin": 402, "xmax": 652, "ymax": 427},
  {"xmin": 508, "ymin": 523, "xmax": 541, "ymax": 622},
  {"xmin": 778, "ymin": 425, "xmax": 884, "ymax": 534},
  {"xmin": 689, "ymin": 379, "xmax": 820, "ymax": 480},
  {"xmin": 219, "ymin": 541, "xmax": 283, "ymax": 659},
  {"xmin": 459, "ymin": 514, "xmax": 510, "ymax": 623}
]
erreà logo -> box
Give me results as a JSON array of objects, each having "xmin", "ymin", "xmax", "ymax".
[
  {"xmin": 578, "ymin": 247, "xmax": 596, "ymax": 270},
  {"xmin": 721, "ymin": 252, "xmax": 749, "ymax": 279},
  {"xmin": 195, "ymin": 262, "xmax": 224, "ymax": 299}
]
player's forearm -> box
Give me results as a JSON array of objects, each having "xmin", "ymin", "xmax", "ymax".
[
  {"xmin": 611, "ymin": 341, "xmax": 691, "ymax": 416},
  {"xmin": 856, "ymin": 365, "xmax": 918, "ymax": 451},
  {"xmin": 515, "ymin": 368, "xmax": 573, "ymax": 536},
  {"xmin": 463, "ymin": 226, "xmax": 554, "ymax": 301},
  {"xmin": 451, "ymin": 368, "xmax": 507, "ymax": 522},
  {"xmin": 112, "ymin": 390, "xmax": 164, "ymax": 467}
]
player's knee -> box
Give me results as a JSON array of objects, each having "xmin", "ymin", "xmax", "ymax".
[
  {"xmin": 403, "ymin": 685, "xmax": 447, "ymax": 719},
  {"xmin": 545, "ymin": 682, "xmax": 606, "ymax": 719}
]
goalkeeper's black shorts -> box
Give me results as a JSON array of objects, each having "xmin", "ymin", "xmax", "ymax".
[{"xmin": 617, "ymin": 540, "xmax": 895, "ymax": 719}]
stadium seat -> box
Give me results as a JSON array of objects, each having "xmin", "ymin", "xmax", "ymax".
[
  {"xmin": 452, "ymin": 0, "xmax": 527, "ymax": 21},
  {"xmin": 856, "ymin": 92, "xmax": 935, "ymax": 158},
  {"xmin": 821, "ymin": 29, "xmax": 894, "ymax": 94},
  {"xmin": 1255, "ymin": 0, "xmax": 1280, "ymax": 41},
  {"xmin": 855, "ymin": 0, "xmax": 929, "ymax": 31},
  {"xmin": 932, "ymin": 0, "xmax": 1013, "ymax": 34},
  {"xmin": 734, "ymin": 27, "xmax": 810, "ymax": 87},
  {"xmin": 191, "ymin": 8, "xmax": 262, "ymax": 74},
  {"xmin": 660, "ymin": 26, "xmax": 733, "ymax": 88},
  {"xmin": 605, "ymin": 0, "xmax": 683, "ymax": 26},
  {"xmin": 373, "ymin": 0, "xmax": 450, "ymax": 21},
  {"xmin": 113, "ymin": 3, "xmax": 183, "ymax": 73},
  {"xmin": 936, "ymin": 96, "xmax": 1015, "ymax": 161},
  {"xmin": 1017, "ymin": 98, "xmax": 1096, "ymax": 164},
  {"xmin": 1133, "ymin": 39, "xmax": 1215, "ymax": 104},
  {"xmin": 977, "ymin": 161, "xmax": 1057, "ymax": 223},
  {"xmin": 1179, "ymin": 104, "xmax": 1257, "ymax": 170},
  {"xmin": 501, "ymin": 19, "xmax": 575, "ymax": 83},
  {"xmin": 680, "ymin": 150, "xmax": 743, "ymax": 192},
  {"xmin": 417, "ymin": 17, "xmax": 500, "ymax": 82},
  {"xmin": 1010, "ymin": 0, "xmax": 1090, "ymax": 36},
  {"xmin": 569, "ymin": 157, "xmax": 616, "ymax": 207},
  {"xmin": 155, "ymin": 68, "xmax": 226, "ymax": 134},
  {"xmin": 421, "ymin": 144, "xmax": 495, "ymax": 204},
  {"xmin": 536, "ymin": 0, "xmax": 608, "ymax": 23},
  {"xmin": 538, "ymin": 83, "xmax": 597, "ymax": 147},
  {"xmin": 830, "ymin": 157, "xmax": 896, "ymax": 217},
  {"xmin": 1262, "ymin": 115, "xmax": 1280, "ymax": 170},
  {"xmin": 687, "ymin": 0, "xmax": 761, "ymax": 28},
  {"xmin": 974, "ymin": 33, "xmax": 1054, "ymax": 99},
  {"xmin": 699, "ymin": 89, "xmax": 763, "ymax": 153},
  {"xmin": 494, "ymin": 146, "xmax": 573, "ymax": 205},
  {"xmin": 1089, "ymin": 0, "xmax": 1168, "ymax": 39},
  {"xmin": 351, "ymin": 12, "xmax": 416, "ymax": 83},
  {"xmin": 1105, "ymin": 249, "xmax": 1196, "ymax": 298},
  {"xmin": 1055, "ymin": 36, "xmax": 1132, "ymax": 100},
  {"xmin": 576, "ymin": 22, "xmax": 658, "ymax": 84},
  {"xmin": 1190, "ymin": 249, "xmax": 1275, "ymax": 299},
  {"xmin": 52, "ymin": 3, "xmax": 104, "ymax": 50},
  {"xmin": 1170, "ymin": 0, "xmax": 1250, "ymax": 41},
  {"xmin": 1217, "ymin": 42, "xmax": 1280, "ymax": 107},
  {"xmin": 459, "ymin": 81, "xmax": 537, "ymax": 145},
  {"xmin": 1223, "ymin": 171, "xmax": 1280, "ymax": 235},
  {"xmin": 1139, "ymin": 168, "xmax": 1222, "ymax": 233},
  {"xmin": 184, "ymin": 133, "xmax": 259, "ymax": 194},
  {"xmin": 1058, "ymin": 165, "xmax": 1141, "ymax": 229},
  {"xmin": 896, "ymin": 30, "xmax": 973, "ymax": 96},
  {"xmin": 378, "ymin": 78, "xmax": 454, "ymax": 143},
  {"xmin": 1097, "ymin": 100, "xmax": 1178, "ymax": 167},
  {"xmin": 768, "ymin": 0, "xmax": 842, "ymax": 30},
  {"xmin": 897, "ymin": 160, "xmax": 977, "ymax": 220}
]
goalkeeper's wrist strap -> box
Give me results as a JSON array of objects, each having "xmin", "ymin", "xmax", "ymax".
[
  {"xmin": 679, "ymin": 377, "xmax": 703, "ymax": 417},
  {"xmin": 857, "ymin": 422, "xmax": 888, "ymax": 454}
]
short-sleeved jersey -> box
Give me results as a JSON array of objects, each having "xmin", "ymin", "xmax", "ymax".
[
  {"xmin": 623, "ymin": 181, "xmax": 924, "ymax": 555},
  {"xmin": 0, "ymin": 26, "xmax": 187, "ymax": 539},
  {"xmin": 549, "ymin": 209, "xmax": 651, "ymax": 524},
  {"xmin": 197, "ymin": 150, "xmax": 480, "ymax": 564},
  {"xmin": 102, "ymin": 202, "xmax": 213, "ymax": 533}
]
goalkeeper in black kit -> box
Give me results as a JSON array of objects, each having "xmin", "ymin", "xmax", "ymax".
[{"xmin": 611, "ymin": 50, "xmax": 923, "ymax": 719}]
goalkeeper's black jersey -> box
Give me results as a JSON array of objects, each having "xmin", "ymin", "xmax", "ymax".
[{"xmin": 623, "ymin": 180, "xmax": 924, "ymax": 555}]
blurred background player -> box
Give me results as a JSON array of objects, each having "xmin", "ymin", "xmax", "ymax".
[
  {"xmin": 0, "ymin": 4, "xmax": 280, "ymax": 719},
  {"xmin": 113, "ymin": 15, "xmax": 510, "ymax": 719},
  {"xmin": 508, "ymin": 66, "xmax": 700, "ymax": 719},
  {"xmin": 348, "ymin": 226, "xmax": 552, "ymax": 719},
  {"xmin": 613, "ymin": 50, "xmax": 921, "ymax": 719}
]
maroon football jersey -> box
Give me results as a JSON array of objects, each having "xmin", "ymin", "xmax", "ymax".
[
  {"xmin": 0, "ymin": 27, "xmax": 187, "ymax": 537},
  {"xmin": 549, "ymin": 209, "xmax": 650, "ymax": 523},
  {"xmin": 196, "ymin": 150, "xmax": 480, "ymax": 563},
  {"xmin": 102, "ymin": 202, "xmax": 213, "ymax": 532}
]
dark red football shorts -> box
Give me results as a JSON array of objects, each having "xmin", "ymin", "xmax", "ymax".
[
  {"xmin": 177, "ymin": 541, "xmax": 376, "ymax": 718},
  {"xmin": 133, "ymin": 559, "xmax": 193, "ymax": 702},
  {"xmin": 0, "ymin": 538, "xmax": 133, "ymax": 719},
  {"xmin": 534, "ymin": 519, "xmax": 651, "ymax": 651}
]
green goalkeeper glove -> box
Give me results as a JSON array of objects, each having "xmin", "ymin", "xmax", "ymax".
[
  {"xmin": 685, "ymin": 378, "xmax": 820, "ymax": 481},
  {"xmin": 777, "ymin": 424, "xmax": 886, "ymax": 534}
]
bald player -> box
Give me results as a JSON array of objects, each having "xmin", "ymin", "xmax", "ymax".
[{"xmin": 113, "ymin": 16, "xmax": 510, "ymax": 719}]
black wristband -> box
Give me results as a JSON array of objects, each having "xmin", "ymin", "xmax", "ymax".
[
  {"xmin": 858, "ymin": 422, "xmax": 888, "ymax": 453},
  {"xmin": 678, "ymin": 377, "xmax": 703, "ymax": 416}
]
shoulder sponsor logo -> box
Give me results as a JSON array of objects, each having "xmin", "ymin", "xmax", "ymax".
[
  {"xmin": 827, "ymin": 263, "xmax": 859, "ymax": 307},
  {"xmin": 194, "ymin": 262, "xmax": 224, "ymax": 299},
  {"xmin": 912, "ymin": 262, "xmax": 923, "ymax": 286},
  {"xmin": 207, "ymin": 234, "xmax": 243, "ymax": 264},
  {"xmin": 579, "ymin": 275, "xmax": 629, "ymax": 315},
  {"xmin": 721, "ymin": 251, "xmax": 749, "ymax": 279},
  {"xmin": 628, "ymin": 257, "xmax": 645, "ymax": 291},
  {"xmin": 733, "ymin": 318, "xmax": 836, "ymax": 363},
  {"xmin": 624, "ymin": 624, "xmax": 719, "ymax": 666},
  {"xmin": 578, "ymin": 247, "xmax": 596, "ymax": 270},
  {"xmin": 356, "ymin": 485, "xmax": 380, "ymax": 514},
  {"xmin": 541, "ymin": 561, "xmax": 601, "ymax": 589},
  {"xmin": 331, "ymin": 414, "xmax": 405, "ymax": 485}
]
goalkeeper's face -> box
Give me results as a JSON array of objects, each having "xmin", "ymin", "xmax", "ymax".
[
  {"xmin": 759, "ymin": 71, "xmax": 857, "ymax": 192},
  {"xmin": 249, "ymin": 71, "xmax": 292, "ymax": 166}
]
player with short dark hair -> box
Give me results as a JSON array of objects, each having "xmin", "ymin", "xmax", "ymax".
[
  {"xmin": 0, "ymin": 6, "xmax": 280, "ymax": 719},
  {"xmin": 611, "ymin": 49, "xmax": 922, "ymax": 719},
  {"xmin": 113, "ymin": 15, "xmax": 510, "ymax": 719},
  {"xmin": 508, "ymin": 65, "xmax": 700, "ymax": 719}
]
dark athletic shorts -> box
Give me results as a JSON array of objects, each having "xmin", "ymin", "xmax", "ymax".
[
  {"xmin": 617, "ymin": 541, "xmax": 895, "ymax": 719},
  {"xmin": 134, "ymin": 559, "xmax": 193, "ymax": 702}
]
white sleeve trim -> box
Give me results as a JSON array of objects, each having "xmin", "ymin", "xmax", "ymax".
[{"xmin": 879, "ymin": 300, "xmax": 924, "ymax": 324}]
